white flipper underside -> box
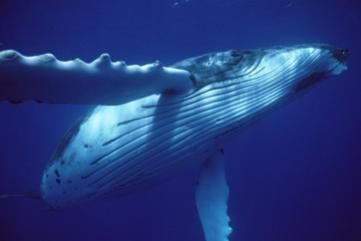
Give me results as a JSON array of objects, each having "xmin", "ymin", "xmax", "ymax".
[
  {"xmin": 196, "ymin": 150, "xmax": 232, "ymax": 241},
  {"xmin": 0, "ymin": 50, "xmax": 192, "ymax": 105}
]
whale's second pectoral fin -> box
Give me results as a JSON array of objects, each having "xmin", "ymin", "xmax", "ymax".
[
  {"xmin": 196, "ymin": 149, "xmax": 232, "ymax": 241},
  {"xmin": 0, "ymin": 50, "xmax": 193, "ymax": 105}
]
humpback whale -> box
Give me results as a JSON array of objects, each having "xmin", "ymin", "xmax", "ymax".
[{"xmin": 0, "ymin": 44, "xmax": 348, "ymax": 241}]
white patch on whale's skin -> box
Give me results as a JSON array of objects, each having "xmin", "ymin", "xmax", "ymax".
[
  {"xmin": 196, "ymin": 150, "xmax": 232, "ymax": 241},
  {"xmin": 39, "ymin": 44, "xmax": 347, "ymax": 207}
]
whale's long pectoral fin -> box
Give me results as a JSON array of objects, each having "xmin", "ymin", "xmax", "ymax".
[
  {"xmin": 0, "ymin": 50, "xmax": 192, "ymax": 105},
  {"xmin": 196, "ymin": 149, "xmax": 232, "ymax": 241}
]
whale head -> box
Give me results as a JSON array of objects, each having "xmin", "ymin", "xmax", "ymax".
[{"xmin": 173, "ymin": 44, "xmax": 348, "ymax": 94}]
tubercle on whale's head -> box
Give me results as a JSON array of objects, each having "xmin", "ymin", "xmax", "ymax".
[
  {"xmin": 331, "ymin": 48, "xmax": 348, "ymax": 63},
  {"xmin": 328, "ymin": 47, "xmax": 348, "ymax": 75}
]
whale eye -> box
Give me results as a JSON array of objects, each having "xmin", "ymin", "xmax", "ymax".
[{"xmin": 230, "ymin": 50, "xmax": 241, "ymax": 58}]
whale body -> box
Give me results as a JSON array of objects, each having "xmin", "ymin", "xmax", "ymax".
[{"xmin": 0, "ymin": 44, "xmax": 348, "ymax": 241}]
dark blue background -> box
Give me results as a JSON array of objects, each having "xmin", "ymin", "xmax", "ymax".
[{"xmin": 0, "ymin": 0, "xmax": 360, "ymax": 240}]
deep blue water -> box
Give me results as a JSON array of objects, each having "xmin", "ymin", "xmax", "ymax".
[{"xmin": 0, "ymin": 0, "xmax": 360, "ymax": 241}]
